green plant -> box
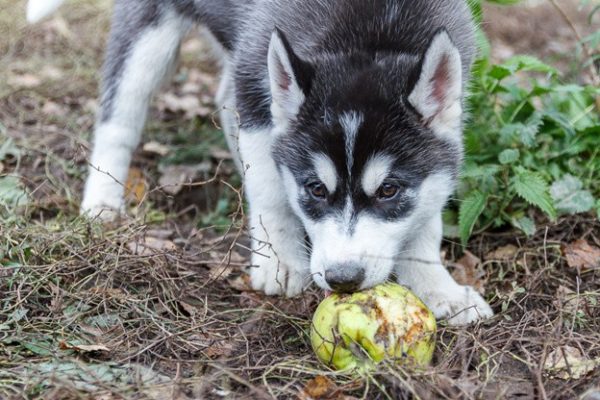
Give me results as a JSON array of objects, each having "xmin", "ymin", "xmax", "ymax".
[{"xmin": 450, "ymin": 0, "xmax": 600, "ymax": 244}]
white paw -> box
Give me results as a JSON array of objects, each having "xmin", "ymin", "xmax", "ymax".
[
  {"xmin": 81, "ymin": 177, "xmax": 125, "ymax": 221},
  {"xmin": 80, "ymin": 203, "xmax": 122, "ymax": 222},
  {"xmin": 249, "ymin": 253, "xmax": 308, "ymax": 297},
  {"xmin": 421, "ymin": 285, "xmax": 493, "ymax": 326}
]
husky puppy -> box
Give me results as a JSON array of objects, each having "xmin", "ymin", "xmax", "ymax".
[{"xmin": 31, "ymin": 0, "xmax": 493, "ymax": 324}]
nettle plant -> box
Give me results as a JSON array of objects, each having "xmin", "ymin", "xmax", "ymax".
[{"xmin": 448, "ymin": 0, "xmax": 600, "ymax": 244}]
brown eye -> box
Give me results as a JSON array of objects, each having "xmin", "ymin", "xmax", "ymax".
[
  {"xmin": 307, "ymin": 182, "xmax": 328, "ymax": 199},
  {"xmin": 377, "ymin": 183, "xmax": 399, "ymax": 200}
]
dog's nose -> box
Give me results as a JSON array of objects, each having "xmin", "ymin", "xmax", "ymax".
[{"xmin": 325, "ymin": 264, "xmax": 365, "ymax": 293}]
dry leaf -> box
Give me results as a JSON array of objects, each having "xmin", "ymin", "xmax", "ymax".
[
  {"xmin": 204, "ymin": 341, "xmax": 235, "ymax": 359},
  {"xmin": 158, "ymin": 163, "xmax": 211, "ymax": 195},
  {"xmin": 209, "ymin": 265, "xmax": 235, "ymax": 281},
  {"xmin": 450, "ymin": 250, "xmax": 486, "ymax": 294},
  {"xmin": 143, "ymin": 141, "xmax": 170, "ymax": 156},
  {"xmin": 485, "ymin": 244, "xmax": 519, "ymax": 261},
  {"xmin": 178, "ymin": 301, "xmax": 198, "ymax": 317},
  {"xmin": 59, "ymin": 341, "xmax": 110, "ymax": 353},
  {"xmin": 299, "ymin": 376, "xmax": 344, "ymax": 400},
  {"xmin": 125, "ymin": 167, "xmax": 147, "ymax": 204},
  {"xmin": 562, "ymin": 239, "xmax": 600, "ymax": 270},
  {"xmin": 158, "ymin": 93, "xmax": 211, "ymax": 119},
  {"xmin": 128, "ymin": 236, "xmax": 178, "ymax": 256},
  {"xmin": 228, "ymin": 274, "xmax": 252, "ymax": 292},
  {"xmin": 544, "ymin": 346, "xmax": 600, "ymax": 380}
]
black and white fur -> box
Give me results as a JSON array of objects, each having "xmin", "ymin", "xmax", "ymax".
[{"xmin": 30, "ymin": 0, "xmax": 493, "ymax": 325}]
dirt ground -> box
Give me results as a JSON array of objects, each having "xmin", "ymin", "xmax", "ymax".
[{"xmin": 1, "ymin": 1, "xmax": 599, "ymax": 399}]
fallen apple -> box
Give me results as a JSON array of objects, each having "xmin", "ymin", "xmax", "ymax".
[{"xmin": 310, "ymin": 283, "xmax": 436, "ymax": 371}]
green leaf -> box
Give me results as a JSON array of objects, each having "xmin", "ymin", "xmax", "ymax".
[
  {"xmin": 459, "ymin": 190, "xmax": 488, "ymax": 245},
  {"xmin": 0, "ymin": 138, "xmax": 20, "ymax": 162},
  {"xmin": 510, "ymin": 169, "xmax": 557, "ymax": 220},
  {"xmin": 550, "ymin": 174, "xmax": 595, "ymax": 215},
  {"xmin": 511, "ymin": 216, "xmax": 536, "ymax": 236},
  {"xmin": 0, "ymin": 176, "xmax": 29, "ymax": 209},
  {"xmin": 461, "ymin": 163, "xmax": 500, "ymax": 179},
  {"xmin": 488, "ymin": 56, "xmax": 556, "ymax": 81},
  {"xmin": 498, "ymin": 149, "xmax": 520, "ymax": 164}
]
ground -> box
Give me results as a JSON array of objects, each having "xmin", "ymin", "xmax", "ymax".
[{"xmin": 1, "ymin": 1, "xmax": 599, "ymax": 399}]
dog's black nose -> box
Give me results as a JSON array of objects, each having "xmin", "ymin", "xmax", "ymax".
[{"xmin": 325, "ymin": 264, "xmax": 365, "ymax": 293}]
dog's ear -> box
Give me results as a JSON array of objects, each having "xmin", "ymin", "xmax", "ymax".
[
  {"xmin": 268, "ymin": 28, "xmax": 313, "ymax": 128},
  {"xmin": 408, "ymin": 30, "xmax": 463, "ymax": 142}
]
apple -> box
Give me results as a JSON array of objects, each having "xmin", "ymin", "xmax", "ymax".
[{"xmin": 310, "ymin": 283, "xmax": 436, "ymax": 370}]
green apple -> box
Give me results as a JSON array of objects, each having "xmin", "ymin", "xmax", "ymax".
[{"xmin": 310, "ymin": 283, "xmax": 436, "ymax": 371}]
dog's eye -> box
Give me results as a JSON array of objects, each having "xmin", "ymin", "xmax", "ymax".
[
  {"xmin": 307, "ymin": 182, "xmax": 328, "ymax": 200},
  {"xmin": 376, "ymin": 183, "xmax": 399, "ymax": 200}
]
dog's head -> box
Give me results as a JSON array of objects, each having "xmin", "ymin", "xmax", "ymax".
[{"xmin": 268, "ymin": 29, "xmax": 466, "ymax": 292}]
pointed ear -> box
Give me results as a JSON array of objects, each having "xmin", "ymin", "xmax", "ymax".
[
  {"xmin": 268, "ymin": 29, "xmax": 313, "ymax": 128},
  {"xmin": 408, "ymin": 30, "xmax": 464, "ymax": 142}
]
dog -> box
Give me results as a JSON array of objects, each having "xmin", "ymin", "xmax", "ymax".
[{"xmin": 29, "ymin": 0, "xmax": 493, "ymax": 325}]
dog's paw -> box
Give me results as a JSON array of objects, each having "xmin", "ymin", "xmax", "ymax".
[
  {"xmin": 249, "ymin": 254, "xmax": 308, "ymax": 297},
  {"xmin": 420, "ymin": 285, "xmax": 493, "ymax": 326},
  {"xmin": 80, "ymin": 182, "xmax": 125, "ymax": 222}
]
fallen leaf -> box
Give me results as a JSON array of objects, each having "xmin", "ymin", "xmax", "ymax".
[
  {"xmin": 544, "ymin": 346, "xmax": 600, "ymax": 380},
  {"xmin": 450, "ymin": 250, "xmax": 486, "ymax": 294},
  {"xmin": 125, "ymin": 167, "xmax": 147, "ymax": 204},
  {"xmin": 485, "ymin": 244, "xmax": 519, "ymax": 261},
  {"xmin": 158, "ymin": 92, "xmax": 212, "ymax": 119},
  {"xmin": 204, "ymin": 341, "xmax": 235, "ymax": 359},
  {"xmin": 562, "ymin": 239, "xmax": 600, "ymax": 270},
  {"xmin": 158, "ymin": 163, "xmax": 212, "ymax": 195},
  {"xmin": 300, "ymin": 376, "xmax": 344, "ymax": 400},
  {"xmin": 143, "ymin": 141, "xmax": 170, "ymax": 156},
  {"xmin": 59, "ymin": 342, "xmax": 110, "ymax": 353},
  {"xmin": 209, "ymin": 265, "xmax": 235, "ymax": 281},
  {"xmin": 228, "ymin": 274, "xmax": 252, "ymax": 292},
  {"xmin": 128, "ymin": 236, "xmax": 178, "ymax": 256},
  {"xmin": 178, "ymin": 301, "xmax": 198, "ymax": 317}
]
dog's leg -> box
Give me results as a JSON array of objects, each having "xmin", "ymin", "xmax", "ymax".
[
  {"xmin": 395, "ymin": 213, "xmax": 493, "ymax": 325},
  {"xmin": 81, "ymin": 6, "xmax": 191, "ymax": 219},
  {"xmin": 239, "ymin": 129, "xmax": 310, "ymax": 297}
]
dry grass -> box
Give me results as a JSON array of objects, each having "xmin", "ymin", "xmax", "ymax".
[{"xmin": 1, "ymin": 1, "xmax": 600, "ymax": 399}]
